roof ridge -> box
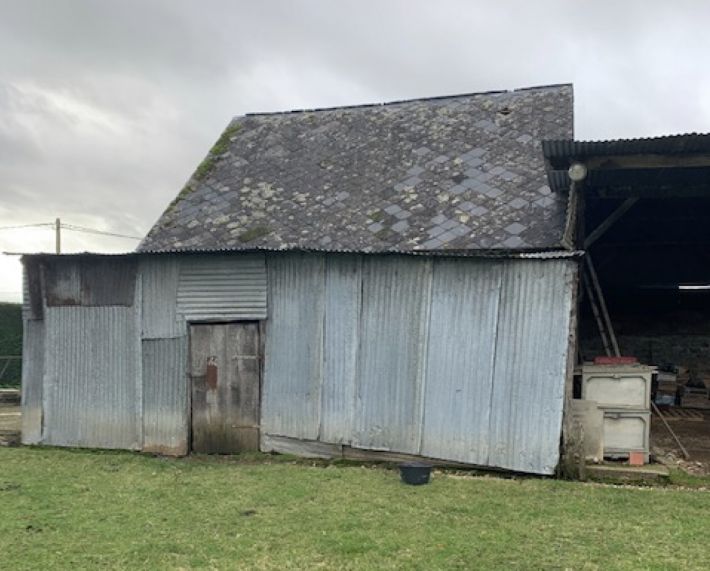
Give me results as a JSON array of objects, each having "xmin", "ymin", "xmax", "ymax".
[{"xmin": 241, "ymin": 82, "xmax": 573, "ymax": 118}]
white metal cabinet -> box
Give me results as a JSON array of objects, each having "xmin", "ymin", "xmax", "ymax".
[
  {"xmin": 602, "ymin": 408, "xmax": 650, "ymax": 462},
  {"xmin": 581, "ymin": 365, "xmax": 654, "ymax": 408}
]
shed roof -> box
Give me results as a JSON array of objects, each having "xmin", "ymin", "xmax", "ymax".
[
  {"xmin": 543, "ymin": 132, "xmax": 710, "ymax": 194},
  {"xmin": 139, "ymin": 84, "xmax": 574, "ymax": 254}
]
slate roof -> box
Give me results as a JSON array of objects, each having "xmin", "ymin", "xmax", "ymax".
[{"xmin": 139, "ymin": 84, "xmax": 573, "ymax": 253}]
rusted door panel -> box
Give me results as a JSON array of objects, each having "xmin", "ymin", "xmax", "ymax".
[{"xmin": 190, "ymin": 322, "xmax": 260, "ymax": 453}]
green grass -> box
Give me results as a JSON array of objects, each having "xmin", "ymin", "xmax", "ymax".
[
  {"xmin": 2, "ymin": 448, "xmax": 710, "ymax": 570},
  {"xmin": 0, "ymin": 302, "xmax": 21, "ymax": 386}
]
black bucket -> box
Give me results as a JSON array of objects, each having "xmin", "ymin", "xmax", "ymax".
[{"xmin": 399, "ymin": 462, "xmax": 432, "ymax": 485}]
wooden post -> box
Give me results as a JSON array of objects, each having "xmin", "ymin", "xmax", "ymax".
[
  {"xmin": 55, "ymin": 218, "xmax": 61, "ymax": 254},
  {"xmin": 652, "ymin": 402, "xmax": 690, "ymax": 460}
]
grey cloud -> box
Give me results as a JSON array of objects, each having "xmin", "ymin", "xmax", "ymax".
[{"xmin": 1, "ymin": 0, "xmax": 710, "ymax": 300}]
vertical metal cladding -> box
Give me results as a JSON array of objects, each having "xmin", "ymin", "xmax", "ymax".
[
  {"xmin": 176, "ymin": 254, "xmax": 267, "ymax": 320},
  {"xmin": 420, "ymin": 259, "xmax": 503, "ymax": 465},
  {"xmin": 21, "ymin": 319, "xmax": 45, "ymax": 444},
  {"xmin": 43, "ymin": 306, "xmax": 141, "ymax": 449},
  {"xmin": 140, "ymin": 256, "xmax": 183, "ymax": 339},
  {"xmin": 142, "ymin": 337, "xmax": 188, "ymax": 455},
  {"xmin": 320, "ymin": 255, "xmax": 361, "ymax": 444},
  {"xmin": 488, "ymin": 259, "xmax": 576, "ymax": 474},
  {"xmin": 24, "ymin": 251, "xmax": 575, "ymax": 475},
  {"xmin": 353, "ymin": 256, "xmax": 432, "ymax": 454},
  {"xmin": 262, "ymin": 254, "xmax": 324, "ymax": 440}
]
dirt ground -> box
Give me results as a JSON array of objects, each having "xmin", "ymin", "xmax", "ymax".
[
  {"xmin": 651, "ymin": 408, "xmax": 710, "ymax": 475},
  {"xmin": 0, "ymin": 404, "xmax": 20, "ymax": 431},
  {"xmin": 0, "ymin": 403, "xmax": 21, "ymax": 446}
]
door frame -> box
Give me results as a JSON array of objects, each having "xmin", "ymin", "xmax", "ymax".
[{"xmin": 186, "ymin": 319, "xmax": 265, "ymax": 454}]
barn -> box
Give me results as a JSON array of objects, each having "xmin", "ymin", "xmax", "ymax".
[{"xmin": 20, "ymin": 84, "xmax": 583, "ymax": 475}]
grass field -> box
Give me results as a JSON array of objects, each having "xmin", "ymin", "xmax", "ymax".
[{"xmin": 2, "ymin": 448, "xmax": 710, "ymax": 570}]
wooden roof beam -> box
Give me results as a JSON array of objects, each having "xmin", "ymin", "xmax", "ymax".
[{"xmin": 584, "ymin": 197, "xmax": 638, "ymax": 249}]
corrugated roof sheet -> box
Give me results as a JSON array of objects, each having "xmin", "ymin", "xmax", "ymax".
[
  {"xmin": 139, "ymin": 84, "xmax": 573, "ymax": 253},
  {"xmin": 543, "ymin": 132, "xmax": 710, "ymax": 164},
  {"xmin": 543, "ymin": 132, "xmax": 710, "ymax": 191},
  {"xmin": 15, "ymin": 248, "xmax": 584, "ymax": 260}
]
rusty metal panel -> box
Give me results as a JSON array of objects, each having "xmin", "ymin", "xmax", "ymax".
[
  {"xmin": 142, "ymin": 337, "xmax": 188, "ymax": 455},
  {"xmin": 176, "ymin": 254, "xmax": 267, "ymax": 320},
  {"xmin": 21, "ymin": 319, "xmax": 45, "ymax": 444},
  {"xmin": 352, "ymin": 256, "xmax": 432, "ymax": 454},
  {"xmin": 140, "ymin": 256, "xmax": 183, "ymax": 339},
  {"xmin": 42, "ymin": 258, "xmax": 136, "ymax": 307},
  {"xmin": 189, "ymin": 323, "xmax": 260, "ymax": 453},
  {"xmin": 42, "ymin": 306, "xmax": 142, "ymax": 449},
  {"xmin": 21, "ymin": 265, "xmax": 32, "ymax": 321},
  {"xmin": 319, "ymin": 255, "xmax": 361, "ymax": 444},
  {"xmin": 23, "ymin": 255, "xmax": 49, "ymax": 321},
  {"xmin": 80, "ymin": 258, "xmax": 136, "ymax": 306},
  {"xmin": 420, "ymin": 259, "xmax": 503, "ymax": 464},
  {"xmin": 487, "ymin": 259, "xmax": 576, "ymax": 475},
  {"xmin": 262, "ymin": 254, "xmax": 324, "ymax": 440},
  {"xmin": 43, "ymin": 260, "xmax": 81, "ymax": 306}
]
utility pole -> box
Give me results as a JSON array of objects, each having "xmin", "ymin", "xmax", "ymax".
[{"xmin": 55, "ymin": 218, "xmax": 61, "ymax": 254}]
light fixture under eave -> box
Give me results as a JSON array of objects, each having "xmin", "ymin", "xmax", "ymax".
[
  {"xmin": 679, "ymin": 284, "xmax": 710, "ymax": 291},
  {"xmin": 568, "ymin": 162, "xmax": 588, "ymax": 182}
]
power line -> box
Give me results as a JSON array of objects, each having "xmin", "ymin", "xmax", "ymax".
[
  {"xmin": 62, "ymin": 224, "xmax": 142, "ymax": 240},
  {"xmin": 0, "ymin": 221, "xmax": 143, "ymax": 240},
  {"xmin": 0, "ymin": 223, "xmax": 54, "ymax": 231}
]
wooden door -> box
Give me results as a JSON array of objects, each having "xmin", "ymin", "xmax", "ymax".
[{"xmin": 189, "ymin": 322, "xmax": 260, "ymax": 453}]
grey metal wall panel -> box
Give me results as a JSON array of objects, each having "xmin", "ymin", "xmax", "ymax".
[
  {"xmin": 43, "ymin": 306, "xmax": 141, "ymax": 449},
  {"xmin": 142, "ymin": 337, "xmax": 188, "ymax": 455},
  {"xmin": 421, "ymin": 259, "xmax": 503, "ymax": 464},
  {"xmin": 141, "ymin": 256, "xmax": 183, "ymax": 339},
  {"xmin": 262, "ymin": 254, "xmax": 324, "ymax": 440},
  {"xmin": 488, "ymin": 259, "xmax": 576, "ymax": 475},
  {"xmin": 353, "ymin": 257, "xmax": 431, "ymax": 454},
  {"xmin": 21, "ymin": 319, "xmax": 45, "ymax": 444},
  {"xmin": 176, "ymin": 255, "xmax": 267, "ymax": 320},
  {"xmin": 320, "ymin": 255, "xmax": 361, "ymax": 444}
]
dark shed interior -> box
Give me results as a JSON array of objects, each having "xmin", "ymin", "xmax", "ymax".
[{"xmin": 546, "ymin": 134, "xmax": 710, "ymax": 473}]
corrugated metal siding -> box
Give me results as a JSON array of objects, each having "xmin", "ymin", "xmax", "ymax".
[
  {"xmin": 420, "ymin": 259, "xmax": 503, "ymax": 465},
  {"xmin": 320, "ymin": 255, "xmax": 361, "ymax": 444},
  {"xmin": 262, "ymin": 254, "xmax": 324, "ymax": 440},
  {"xmin": 141, "ymin": 256, "xmax": 183, "ymax": 339},
  {"xmin": 142, "ymin": 337, "xmax": 188, "ymax": 455},
  {"xmin": 176, "ymin": 255, "xmax": 267, "ymax": 320},
  {"xmin": 25, "ymin": 251, "xmax": 575, "ymax": 474},
  {"xmin": 352, "ymin": 257, "xmax": 431, "ymax": 453},
  {"xmin": 43, "ymin": 306, "xmax": 141, "ymax": 449},
  {"xmin": 259, "ymin": 253, "xmax": 574, "ymax": 475},
  {"xmin": 21, "ymin": 319, "xmax": 45, "ymax": 444},
  {"xmin": 487, "ymin": 259, "xmax": 576, "ymax": 474}
]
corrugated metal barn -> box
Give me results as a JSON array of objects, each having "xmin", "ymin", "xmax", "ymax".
[{"xmin": 21, "ymin": 84, "xmax": 583, "ymax": 475}]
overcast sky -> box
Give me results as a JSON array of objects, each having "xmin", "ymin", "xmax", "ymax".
[{"xmin": 1, "ymin": 0, "xmax": 709, "ymax": 302}]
